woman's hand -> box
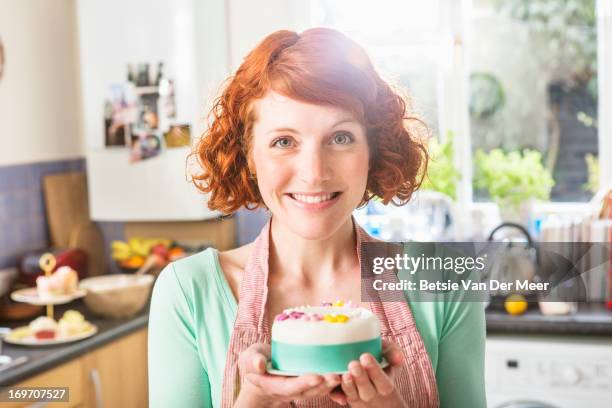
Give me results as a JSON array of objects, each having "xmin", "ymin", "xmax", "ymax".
[
  {"xmin": 329, "ymin": 340, "xmax": 407, "ymax": 407},
  {"xmin": 235, "ymin": 343, "xmax": 341, "ymax": 408}
]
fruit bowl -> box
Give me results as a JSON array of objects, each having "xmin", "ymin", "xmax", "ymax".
[
  {"xmin": 79, "ymin": 274, "xmax": 154, "ymax": 319},
  {"xmin": 112, "ymin": 238, "xmax": 188, "ymax": 277}
]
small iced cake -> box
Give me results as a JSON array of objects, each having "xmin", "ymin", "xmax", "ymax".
[
  {"xmin": 271, "ymin": 301, "xmax": 382, "ymax": 374},
  {"xmin": 36, "ymin": 266, "xmax": 78, "ymax": 299}
]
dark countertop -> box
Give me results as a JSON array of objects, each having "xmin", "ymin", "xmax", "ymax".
[
  {"xmin": 486, "ymin": 303, "xmax": 612, "ymax": 335},
  {"xmin": 0, "ymin": 299, "xmax": 149, "ymax": 386}
]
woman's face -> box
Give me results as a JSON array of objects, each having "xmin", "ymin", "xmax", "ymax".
[{"xmin": 250, "ymin": 91, "xmax": 369, "ymax": 240}]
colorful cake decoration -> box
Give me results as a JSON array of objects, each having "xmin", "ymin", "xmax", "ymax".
[{"xmin": 274, "ymin": 300, "xmax": 360, "ymax": 323}]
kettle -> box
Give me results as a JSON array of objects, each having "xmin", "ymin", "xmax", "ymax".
[{"xmin": 486, "ymin": 222, "xmax": 541, "ymax": 310}]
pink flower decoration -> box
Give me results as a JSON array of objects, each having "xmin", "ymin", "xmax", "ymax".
[
  {"xmin": 275, "ymin": 313, "xmax": 289, "ymax": 321},
  {"xmin": 289, "ymin": 311, "xmax": 305, "ymax": 320},
  {"xmin": 321, "ymin": 301, "xmax": 332, "ymax": 307}
]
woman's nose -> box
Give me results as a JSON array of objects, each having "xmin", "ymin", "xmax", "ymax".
[{"xmin": 297, "ymin": 147, "xmax": 331, "ymax": 185}]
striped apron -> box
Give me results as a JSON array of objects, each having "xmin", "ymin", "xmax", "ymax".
[{"xmin": 221, "ymin": 219, "xmax": 439, "ymax": 407}]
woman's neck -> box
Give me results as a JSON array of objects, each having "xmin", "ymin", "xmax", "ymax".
[{"xmin": 268, "ymin": 217, "xmax": 358, "ymax": 285}]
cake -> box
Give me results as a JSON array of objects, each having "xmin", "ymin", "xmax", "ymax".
[
  {"xmin": 36, "ymin": 266, "xmax": 79, "ymax": 298},
  {"xmin": 29, "ymin": 316, "xmax": 58, "ymax": 339},
  {"xmin": 7, "ymin": 310, "xmax": 92, "ymax": 342},
  {"xmin": 271, "ymin": 300, "xmax": 382, "ymax": 374},
  {"xmin": 57, "ymin": 310, "xmax": 92, "ymax": 337}
]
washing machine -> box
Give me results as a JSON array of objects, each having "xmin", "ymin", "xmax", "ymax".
[{"xmin": 486, "ymin": 334, "xmax": 612, "ymax": 408}]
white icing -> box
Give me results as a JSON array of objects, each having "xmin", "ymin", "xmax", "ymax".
[{"xmin": 272, "ymin": 306, "xmax": 380, "ymax": 345}]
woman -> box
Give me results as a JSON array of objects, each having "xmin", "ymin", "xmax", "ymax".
[{"xmin": 148, "ymin": 28, "xmax": 486, "ymax": 408}]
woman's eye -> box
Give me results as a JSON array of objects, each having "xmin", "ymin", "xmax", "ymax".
[
  {"xmin": 272, "ymin": 137, "xmax": 294, "ymax": 148},
  {"xmin": 332, "ymin": 132, "xmax": 353, "ymax": 145}
]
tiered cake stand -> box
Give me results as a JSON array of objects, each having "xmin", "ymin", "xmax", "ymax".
[{"xmin": 6, "ymin": 253, "xmax": 97, "ymax": 346}]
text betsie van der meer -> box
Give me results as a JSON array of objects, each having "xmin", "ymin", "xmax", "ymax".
[{"xmin": 369, "ymin": 254, "xmax": 550, "ymax": 292}]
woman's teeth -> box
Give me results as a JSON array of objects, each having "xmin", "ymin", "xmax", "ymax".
[{"xmin": 291, "ymin": 193, "xmax": 336, "ymax": 204}]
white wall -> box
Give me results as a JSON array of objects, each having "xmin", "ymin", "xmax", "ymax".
[
  {"xmin": 0, "ymin": 0, "xmax": 83, "ymax": 166},
  {"xmin": 227, "ymin": 0, "xmax": 310, "ymax": 71}
]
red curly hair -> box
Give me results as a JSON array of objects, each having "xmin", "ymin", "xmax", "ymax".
[{"xmin": 190, "ymin": 27, "xmax": 429, "ymax": 215}]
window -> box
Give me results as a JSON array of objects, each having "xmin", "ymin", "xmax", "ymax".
[
  {"xmin": 309, "ymin": 0, "xmax": 610, "ymax": 205},
  {"xmin": 469, "ymin": 0, "xmax": 599, "ymax": 202}
]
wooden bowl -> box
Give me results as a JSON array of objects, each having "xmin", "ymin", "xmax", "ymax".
[{"xmin": 79, "ymin": 274, "xmax": 154, "ymax": 319}]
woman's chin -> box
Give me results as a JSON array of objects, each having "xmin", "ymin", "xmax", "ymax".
[
  {"xmin": 269, "ymin": 195, "xmax": 357, "ymax": 240},
  {"xmin": 281, "ymin": 215, "xmax": 351, "ymax": 241}
]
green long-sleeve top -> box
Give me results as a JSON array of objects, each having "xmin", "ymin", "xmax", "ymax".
[{"xmin": 148, "ymin": 248, "xmax": 487, "ymax": 407}]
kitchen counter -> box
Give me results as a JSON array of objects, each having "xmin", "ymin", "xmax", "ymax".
[
  {"xmin": 0, "ymin": 299, "xmax": 149, "ymax": 386},
  {"xmin": 486, "ymin": 303, "xmax": 612, "ymax": 335}
]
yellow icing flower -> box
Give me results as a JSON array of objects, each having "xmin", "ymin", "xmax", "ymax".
[
  {"xmin": 323, "ymin": 314, "xmax": 349, "ymax": 323},
  {"xmin": 332, "ymin": 300, "xmax": 344, "ymax": 307},
  {"xmin": 324, "ymin": 314, "xmax": 337, "ymax": 323},
  {"xmin": 335, "ymin": 314, "xmax": 349, "ymax": 323}
]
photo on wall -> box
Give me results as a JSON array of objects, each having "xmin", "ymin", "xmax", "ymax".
[
  {"xmin": 163, "ymin": 124, "xmax": 190, "ymax": 148},
  {"xmin": 102, "ymin": 61, "xmax": 178, "ymax": 164},
  {"xmin": 138, "ymin": 92, "xmax": 159, "ymax": 130},
  {"xmin": 129, "ymin": 129, "xmax": 161, "ymax": 163},
  {"xmin": 104, "ymin": 84, "xmax": 137, "ymax": 146}
]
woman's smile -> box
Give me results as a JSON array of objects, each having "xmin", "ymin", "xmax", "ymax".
[{"xmin": 285, "ymin": 191, "xmax": 343, "ymax": 211}]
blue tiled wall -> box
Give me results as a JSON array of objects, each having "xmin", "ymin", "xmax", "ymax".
[{"xmin": 0, "ymin": 159, "xmax": 124, "ymax": 272}]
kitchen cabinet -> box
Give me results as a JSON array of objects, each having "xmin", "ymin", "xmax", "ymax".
[
  {"xmin": 4, "ymin": 359, "xmax": 85, "ymax": 408},
  {"xmin": 5, "ymin": 328, "xmax": 147, "ymax": 408},
  {"xmin": 81, "ymin": 328, "xmax": 148, "ymax": 408}
]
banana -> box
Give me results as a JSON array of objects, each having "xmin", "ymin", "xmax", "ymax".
[
  {"xmin": 112, "ymin": 238, "xmax": 173, "ymax": 260},
  {"xmin": 111, "ymin": 241, "xmax": 131, "ymax": 252},
  {"xmin": 111, "ymin": 241, "xmax": 132, "ymax": 260},
  {"xmin": 128, "ymin": 237, "xmax": 149, "ymax": 257}
]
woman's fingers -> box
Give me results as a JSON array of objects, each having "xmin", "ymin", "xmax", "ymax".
[
  {"xmin": 360, "ymin": 353, "xmax": 395, "ymax": 396},
  {"xmin": 240, "ymin": 343, "xmax": 334, "ymax": 400},
  {"xmin": 341, "ymin": 372, "xmax": 359, "ymax": 403},
  {"xmin": 239, "ymin": 343, "xmax": 271, "ymax": 374},
  {"xmin": 300, "ymin": 373, "xmax": 341, "ymax": 398},
  {"xmin": 349, "ymin": 360, "xmax": 377, "ymax": 402},
  {"xmin": 250, "ymin": 353, "xmax": 267, "ymax": 374},
  {"xmin": 246, "ymin": 372, "xmax": 325, "ymax": 397},
  {"xmin": 382, "ymin": 340, "xmax": 404, "ymax": 367}
]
